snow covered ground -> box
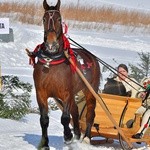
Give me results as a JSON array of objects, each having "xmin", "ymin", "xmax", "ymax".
[{"xmin": 0, "ymin": 0, "xmax": 150, "ymax": 150}]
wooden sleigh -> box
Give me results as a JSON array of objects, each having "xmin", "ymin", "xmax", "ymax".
[
  {"xmin": 64, "ymin": 51, "xmax": 150, "ymax": 150},
  {"xmin": 76, "ymin": 93, "xmax": 150, "ymax": 150}
]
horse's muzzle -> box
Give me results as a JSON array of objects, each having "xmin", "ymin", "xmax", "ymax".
[{"xmin": 45, "ymin": 41, "xmax": 59, "ymax": 54}]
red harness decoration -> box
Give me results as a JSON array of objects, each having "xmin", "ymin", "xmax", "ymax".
[
  {"xmin": 63, "ymin": 35, "xmax": 77, "ymax": 73},
  {"xmin": 38, "ymin": 58, "xmax": 66, "ymax": 65},
  {"xmin": 29, "ymin": 35, "xmax": 76, "ymax": 72},
  {"xmin": 62, "ymin": 21, "xmax": 68, "ymax": 35},
  {"xmin": 29, "ymin": 44, "xmax": 43, "ymax": 66}
]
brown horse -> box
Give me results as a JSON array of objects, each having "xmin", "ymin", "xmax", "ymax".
[{"xmin": 33, "ymin": 0, "xmax": 100, "ymax": 149}]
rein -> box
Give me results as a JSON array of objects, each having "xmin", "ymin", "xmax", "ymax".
[{"xmin": 68, "ymin": 37, "xmax": 145, "ymax": 90}]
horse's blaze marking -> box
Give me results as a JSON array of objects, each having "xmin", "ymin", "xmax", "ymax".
[{"xmin": 47, "ymin": 32, "xmax": 57, "ymax": 44}]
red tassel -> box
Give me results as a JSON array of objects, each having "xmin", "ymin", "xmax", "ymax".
[
  {"xmin": 144, "ymin": 123, "xmax": 149, "ymax": 128},
  {"xmin": 62, "ymin": 22, "xmax": 68, "ymax": 35},
  {"xmin": 63, "ymin": 35, "xmax": 77, "ymax": 73},
  {"xmin": 29, "ymin": 57, "xmax": 35, "ymax": 67},
  {"xmin": 63, "ymin": 35, "xmax": 70, "ymax": 50}
]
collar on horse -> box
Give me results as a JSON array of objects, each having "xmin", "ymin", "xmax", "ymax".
[{"xmin": 29, "ymin": 34, "xmax": 76, "ymax": 72}]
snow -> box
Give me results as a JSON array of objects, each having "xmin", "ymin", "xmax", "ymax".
[{"xmin": 0, "ymin": 0, "xmax": 150, "ymax": 150}]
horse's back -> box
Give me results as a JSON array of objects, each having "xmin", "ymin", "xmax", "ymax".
[
  {"xmin": 73, "ymin": 48, "xmax": 99, "ymax": 65},
  {"xmin": 73, "ymin": 48, "xmax": 100, "ymax": 85}
]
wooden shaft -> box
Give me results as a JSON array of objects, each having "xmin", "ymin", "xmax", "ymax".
[
  {"xmin": 25, "ymin": 48, "xmax": 31, "ymax": 56},
  {"xmin": 64, "ymin": 51, "xmax": 133, "ymax": 148}
]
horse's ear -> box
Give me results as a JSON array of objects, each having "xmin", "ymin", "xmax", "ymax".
[
  {"xmin": 43, "ymin": 0, "xmax": 50, "ymax": 10},
  {"xmin": 55, "ymin": 0, "xmax": 61, "ymax": 10}
]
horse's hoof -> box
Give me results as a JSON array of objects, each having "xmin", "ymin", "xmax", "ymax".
[
  {"xmin": 83, "ymin": 137, "xmax": 90, "ymax": 144},
  {"xmin": 64, "ymin": 139, "xmax": 73, "ymax": 145},
  {"xmin": 64, "ymin": 136, "xmax": 73, "ymax": 145},
  {"xmin": 38, "ymin": 145, "xmax": 49, "ymax": 150},
  {"xmin": 41, "ymin": 147, "xmax": 50, "ymax": 150},
  {"xmin": 72, "ymin": 134, "xmax": 80, "ymax": 143},
  {"xmin": 74, "ymin": 134, "xmax": 81, "ymax": 140},
  {"xmin": 80, "ymin": 135, "xmax": 90, "ymax": 144},
  {"xmin": 64, "ymin": 133, "xmax": 73, "ymax": 144}
]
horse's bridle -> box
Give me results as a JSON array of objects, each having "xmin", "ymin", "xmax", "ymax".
[
  {"xmin": 40, "ymin": 9, "xmax": 66, "ymax": 65},
  {"xmin": 43, "ymin": 10, "xmax": 62, "ymax": 40},
  {"xmin": 43, "ymin": 10, "xmax": 63, "ymax": 55}
]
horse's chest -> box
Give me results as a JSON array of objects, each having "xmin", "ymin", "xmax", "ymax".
[{"xmin": 35, "ymin": 65, "xmax": 71, "ymax": 83}]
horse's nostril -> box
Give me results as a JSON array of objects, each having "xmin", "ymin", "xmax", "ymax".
[{"xmin": 53, "ymin": 41, "xmax": 58, "ymax": 47}]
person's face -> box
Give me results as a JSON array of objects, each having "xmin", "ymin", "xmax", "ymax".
[{"xmin": 118, "ymin": 67, "xmax": 128, "ymax": 80}]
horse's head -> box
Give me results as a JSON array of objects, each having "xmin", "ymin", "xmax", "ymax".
[{"xmin": 43, "ymin": 0, "xmax": 63, "ymax": 54}]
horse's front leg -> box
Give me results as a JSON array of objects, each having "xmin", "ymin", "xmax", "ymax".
[
  {"xmin": 37, "ymin": 94, "xmax": 49, "ymax": 150},
  {"xmin": 61, "ymin": 96, "xmax": 73, "ymax": 144},
  {"xmin": 39, "ymin": 107, "xmax": 49, "ymax": 150}
]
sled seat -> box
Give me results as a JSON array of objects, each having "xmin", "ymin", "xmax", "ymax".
[{"xmin": 79, "ymin": 93, "xmax": 142, "ymax": 139}]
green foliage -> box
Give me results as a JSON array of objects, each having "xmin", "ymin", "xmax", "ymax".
[
  {"xmin": 101, "ymin": 52, "xmax": 150, "ymax": 83},
  {"xmin": 48, "ymin": 99, "xmax": 59, "ymax": 111},
  {"xmin": 129, "ymin": 52, "xmax": 150, "ymax": 82},
  {"xmin": 0, "ymin": 75, "xmax": 32, "ymax": 120},
  {"xmin": 128, "ymin": 64, "xmax": 144, "ymax": 82}
]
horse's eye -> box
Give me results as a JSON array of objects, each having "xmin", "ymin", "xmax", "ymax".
[{"xmin": 58, "ymin": 18, "xmax": 61, "ymax": 23}]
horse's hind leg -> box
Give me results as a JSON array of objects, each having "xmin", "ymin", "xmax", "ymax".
[
  {"xmin": 70, "ymin": 101, "xmax": 81, "ymax": 140},
  {"xmin": 37, "ymin": 93, "xmax": 49, "ymax": 150},
  {"xmin": 83, "ymin": 93, "xmax": 96, "ymax": 143}
]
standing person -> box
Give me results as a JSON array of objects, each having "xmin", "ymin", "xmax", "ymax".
[
  {"xmin": 113, "ymin": 64, "xmax": 140, "ymax": 98},
  {"xmin": 132, "ymin": 77, "xmax": 150, "ymax": 139}
]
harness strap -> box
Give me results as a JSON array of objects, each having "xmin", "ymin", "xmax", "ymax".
[{"xmin": 39, "ymin": 58, "xmax": 66, "ymax": 65}]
